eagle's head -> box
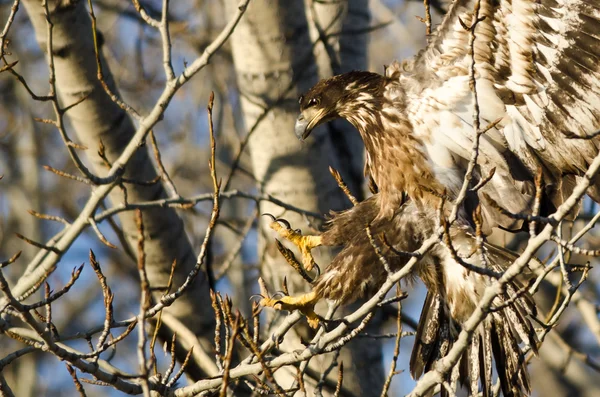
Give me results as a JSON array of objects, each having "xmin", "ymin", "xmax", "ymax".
[{"xmin": 295, "ymin": 71, "xmax": 386, "ymax": 140}]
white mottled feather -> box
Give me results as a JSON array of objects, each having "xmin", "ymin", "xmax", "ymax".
[{"xmin": 396, "ymin": 0, "xmax": 600, "ymax": 215}]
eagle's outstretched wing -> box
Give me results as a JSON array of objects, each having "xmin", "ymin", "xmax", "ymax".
[{"xmin": 397, "ymin": 0, "xmax": 600, "ymax": 228}]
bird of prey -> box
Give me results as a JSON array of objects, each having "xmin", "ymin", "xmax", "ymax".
[{"xmin": 259, "ymin": 0, "xmax": 600, "ymax": 396}]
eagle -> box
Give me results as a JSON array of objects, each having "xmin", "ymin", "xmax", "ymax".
[{"xmin": 259, "ymin": 0, "xmax": 600, "ymax": 396}]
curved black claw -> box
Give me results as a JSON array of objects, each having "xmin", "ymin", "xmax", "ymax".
[
  {"xmin": 249, "ymin": 293, "xmax": 266, "ymax": 301},
  {"xmin": 272, "ymin": 300, "xmax": 284, "ymax": 308},
  {"xmin": 313, "ymin": 263, "xmax": 321, "ymax": 277},
  {"xmin": 262, "ymin": 213, "xmax": 276, "ymax": 222},
  {"xmin": 276, "ymin": 218, "xmax": 292, "ymax": 229},
  {"xmin": 262, "ymin": 213, "xmax": 292, "ymax": 229}
]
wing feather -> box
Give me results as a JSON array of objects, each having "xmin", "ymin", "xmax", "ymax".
[{"xmin": 400, "ymin": 0, "xmax": 600, "ymax": 226}]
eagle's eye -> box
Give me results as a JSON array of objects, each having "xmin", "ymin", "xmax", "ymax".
[{"xmin": 308, "ymin": 97, "xmax": 320, "ymax": 107}]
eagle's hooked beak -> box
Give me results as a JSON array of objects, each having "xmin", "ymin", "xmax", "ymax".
[
  {"xmin": 295, "ymin": 108, "xmax": 328, "ymax": 141},
  {"xmin": 295, "ymin": 114, "xmax": 311, "ymax": 141}
]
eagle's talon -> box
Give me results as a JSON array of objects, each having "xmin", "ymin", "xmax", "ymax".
[
  {"xmin": 249, "ymin": 293, "xmax": 265, "ymax": 302},
  {"xmin": 258, "ymin": 289, "xmax": 321, "ymax": 329},
  {"xmin": 265, "ymin": 214, "xmax": 292, "ymax": 230},
  {"xmin": 262, "ymin": 213, "xmax": 277, "ymax": 222},
  {"xmin": 271, "ymin": 291, "xmax": 287, "ymax": 299},
  {"xmin": 268, "ymin": 218, "xmax": 323, "ymax": 272},
  {"xmin": 278, "ymin": 218, "xmax": 292, "ymax": 229},
  {"xmin": 313, "ymin": 263, "xmax": 321, "ymax": 277}
]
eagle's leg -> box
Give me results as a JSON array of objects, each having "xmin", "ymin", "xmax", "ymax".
[
  {"xmin": 269, "ymin": 218, "xmax": 322, "ymax": 272},
  {"xmin": 259, "ymin": 289, "xmax": 322, "ymax": 328}
]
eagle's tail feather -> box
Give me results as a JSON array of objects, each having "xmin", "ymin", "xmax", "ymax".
[
  {"xmin": 410, "ymin": 285, "xmax": 536, "ymax": 396},
  {"xmin": 409, "ymin": 291, "xmax": 454, "ymax": 397},
  {"xmin": 490, "ymin": 315, "xmax": 533, "ymax": 397},
  {"xmin": 409, "ymin": 292, "xmax": 443, "ymax": 380},
  {"xmin": 480, "ymin": 325, "xmax": 493, "ymax": 397}
]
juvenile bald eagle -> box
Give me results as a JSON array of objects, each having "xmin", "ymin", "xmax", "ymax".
[{"xmin": 260, "ymin": 0, "xmax": 600, "ymax": 396}]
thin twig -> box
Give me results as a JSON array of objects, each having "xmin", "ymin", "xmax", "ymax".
[
  {"xmin": 66, "ymin": 364, "xmax": 88, "ymax": 397},
  {"xmin": 88, "ymin": 0, "xmax": 142, "ymax": 119},
  {"xmin": 551, "ymin": 235, "xmax": 600, "ymax": 257},
  {"xmin": 162, "ymin": 334, "xmax": 177, "ymax": 385},
  {"xmin": 219, "ymin": 315, "xmax": 240, "ymax": 397},
  {"xmin": 135, "ymin": 210, "xmax": 152, "ymax": 397},
  {"xmin": 380, "ymin": 287, "xmax": 402, "ymax": 397},
  {"xmin": 27, "ymin": 209, "xmax": 70, "ymax": 226},
  {"xmin": 159, "ymin": 0, "xmax": 175, "ymax": 81},
  {"xmin": 15, "ymin": 233, "xmax": 61, "ymax": 254},
  {"xmin": 529, "ymin": 169, "xmax": 544, "ymax": 237},
  {"xmin": 556, "ymin": 224, "xmax": 574, "ymax": 290},
  {"xmin": 366, "ymin": 225, "xmax": 392, "ymax": 275},
  {"xmin": 88, "ymin": 217, "xmax": 117, "ymax": 249},
  {"xmin": 166, "ymin": 346, "xmax": 194, "ymax": 388},
  {"xmin": 210, "ymin": 290, "xmax": 224, "ymax": 371},
  {"xmin": 216, "ymin": 208, "xmax": 257, "ymax": 280},
  {"xmin": 0, "ymin": 251, "xmax": 21, "ymax": 269},
  {"xmin": 22, "ymin": 265, "xmax": 83, "ymax": 311},
  {"xmin": 423, "ymin": 0, "xmax": 432, "ymax": 35},
  {"xmin": 329, "ymin": 166, "xmax": 358, "ymax": 206},
  {"xmin": 0, "ymin": 0, "xmax": 20, "ymax": 59},
  {"xmin": 333, "ymin": 362, "xmax": 344, "ymax": 397},
  {"xmin": 149, "ymin": 130, "xmax": 179, "ymax": 198},
  {"xmin": 89, "ymin": 251, "xmax": 114, "ymax": 356},
  {"xmin": 448, "ymin": 1, "xmax": 487, "ymax": 224}
]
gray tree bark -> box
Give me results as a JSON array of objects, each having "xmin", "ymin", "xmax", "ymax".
[
  {"xmin": 224, "ymin": 1, "xmax": 384, "ymax": 395},
  {"xmin": 19, "ymin": 0, "xmax": 216, "ymax": 380}
]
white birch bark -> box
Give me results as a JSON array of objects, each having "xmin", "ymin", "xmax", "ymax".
[
  {"xmin": 225, "ymin": 1, "xmax": 383, "ymax": 395},
  {"xmin": 20, "ymin": 0, "xmax": 216, "ymax": 379}
]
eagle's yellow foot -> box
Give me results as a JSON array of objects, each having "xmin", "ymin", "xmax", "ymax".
[
  {"xmin": 257, "ymin": 278, "xmax": 321, "ymax": 328},
  {"xmin": 267, "ymin": 215, "xmax": 322, "ymax": 272},
  {"xmin": 261, "ymin": 293, "xmax": 321, "ymax": 328}
]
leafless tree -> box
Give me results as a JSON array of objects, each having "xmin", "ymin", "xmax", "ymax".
[{"xmin": 0, "ymin": 1, "xmax": 599, "ymax": 397}]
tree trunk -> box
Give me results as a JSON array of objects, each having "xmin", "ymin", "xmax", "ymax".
[
  {"xmin": 19, "ymin": 0, "xmax": 216, "ymax": 380},
  {"xmin": 224, "ymin": 1, "xmax": 383, "ymax": 395}
]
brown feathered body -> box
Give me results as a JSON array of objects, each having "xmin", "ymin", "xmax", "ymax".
[
  {"xmin": 292, "ymin": 0, "xmax": 600, "ymax": 396},
  {"xmin": 317, "ymin": 197, "xmax": 537, "ymax": 396}
]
